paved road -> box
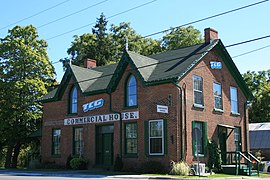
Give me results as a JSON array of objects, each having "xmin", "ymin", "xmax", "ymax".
[
  {"xmin": 0, "ymin": 170, "xmax": 152, "ymax": 180},
  {"xmin": 0, "ymin": 170, "xmax": 267, "ymax": 180}
]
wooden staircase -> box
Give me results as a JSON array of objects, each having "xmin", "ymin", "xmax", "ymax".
[{"xmin": 222, "ymin": 151, "xmax": 259, "ymax": 176}]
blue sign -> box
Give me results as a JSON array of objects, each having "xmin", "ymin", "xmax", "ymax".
[
  {"xmin": 83, "ymin": 98, "xmax": 104, "ymax": 112},
  {"xmin": 210, "ymin": 61, "xmax": 222, "ymax": 69}
]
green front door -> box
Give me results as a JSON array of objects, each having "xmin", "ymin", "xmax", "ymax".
[
  {"xmin": 102, "ymin": 133, "xmax": 113, "ymax": 166},
  {"xmin": 219, "ymin": 130, "xmax": 227, "ymax": 164},
  {"xmin": 96, "ymin": 125, "xmax": 114, "ymax": 166}
]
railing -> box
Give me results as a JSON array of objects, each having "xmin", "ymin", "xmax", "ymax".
[
  {"xmin": 247, "ymin": 152, "xmax": 260, "ymax": 176},
  {"xmin": 224, "ymin": 151, "xmax": 259, "ymax": 176}
]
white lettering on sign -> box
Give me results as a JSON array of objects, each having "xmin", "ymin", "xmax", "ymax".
[
  {"xmin": 64, "ymin": 111, "xmax": 139, "ymax": 125},
  {"xmin": 157, "ymin": 105, "xmax": 168, "ymax": 114},
  {"xmin": 82, "ymin": 98, "xmax": 104, "ymax": 112},
  {"xmin": 210, "ymin": 61, "xmax": 222, "ymax": 69}
]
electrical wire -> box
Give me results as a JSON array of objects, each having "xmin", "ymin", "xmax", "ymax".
[
  {"xmin": 0, "ymin": 0, "xmax": 72, "ymax": 31},
  {"xmin": 143, "ymin": 0, "xmax": 269, "ymax": 38},
  {"xmin": 232, "ymin": 44, "xmax": 270, "ymax": 58},
  {"xmin": 38, "ymin": 0, "xmax": 109, "ymax": 29},
  {"xmin": 226, "ymin": 34, "xmax": 270, "ymax": 48},
  {"xmin": 46, "ymin": 0, "xmax": 157, "ymax": 40}
]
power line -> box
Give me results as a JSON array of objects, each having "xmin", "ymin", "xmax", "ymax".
[
  {"xmin": 46, "ymin": 0, "xmax": 157, "ymax": 41},
  {"xmin": 38, "ymin": 0, "xmax": 109, "ymax": 29},
  {"xmin": 0, "ymin": 0, "xmax": 72, "ymax": 31},
  {"xmin": 232, "ymin": 44, "xmax": 270, "ymax": 58},
  {"xmin": 226, "ymin": 34, "xmax": 270, "ymax": 48},
  {"xmin": 143, "ymin": 0, "xmax": 269, "ymax": 38}
]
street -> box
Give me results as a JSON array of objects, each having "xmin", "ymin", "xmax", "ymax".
[{"xmin": 0, "ymin": 170, "xmax": 151, "ymax": 180}]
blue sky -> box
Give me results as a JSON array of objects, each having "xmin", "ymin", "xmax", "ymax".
[{"xmin": 1, "ymin": 0, "xmax": 270, "ymax": 81}]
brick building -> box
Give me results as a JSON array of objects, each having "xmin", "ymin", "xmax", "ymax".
[{"xmin": 40, "ymin": 28, "xmax": 252, "ymax": 171}]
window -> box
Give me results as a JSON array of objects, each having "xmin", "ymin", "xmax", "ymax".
[
  {"xmin": 126, "ymin": 75, "xmax": 137, "ymax": 107},
  {"xmin": 73, "ymin": 127, "xmax": 83, "ymax": 156},
  {"xmin": 213, "ymin": 82, "xmax": 223, "ymax": 110},
  {"xmin": 192, "ymin": 121, "xmax": 207, "ymax": 156},
  {"xmin": 125, "ymin": 123, "xmax": 137, "ymax": 154},
  {"xmin": 70, "ymin": 86, "xmax": 78, "ymax": 113},
  {"xmin": 149, "ymin": 120, "xmax": 164, "ymax": 155},
  {"xmin": 193, "ymin": 75, "xmax": 204, "ymax": 106},
  {"xmin": 230, "ymin": 87, "xmax": 238, "ymax": 113},
  {"xmin": 52, "ymin": 129, "xmax": 61, "ymax": 155}
]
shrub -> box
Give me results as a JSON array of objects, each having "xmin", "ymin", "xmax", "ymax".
[
  {"xmin": 139, "ymin": 161, "xmax": 166, "ymax": 174},
  {"xmin": 69, "ymin": 157, "xmax": 88, "ymax": 170},
  {"xmin": 66, "ymin": 155, "xmax": 72, "ymax": 169},
  {"xmin": 207, "ymin": 140, "xmax": 222, "ymax": 172},
  {"xmin": 170, "ymin": 161, "xmax": 190, "ymax": 176}
]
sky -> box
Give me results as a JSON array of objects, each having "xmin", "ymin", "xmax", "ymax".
[{"xmin": 1, "ymin": 0, "xmax": 270, "ymax": 81}]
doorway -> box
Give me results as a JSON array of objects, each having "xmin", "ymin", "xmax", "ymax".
[
  {"xmin": 96, "ymin": 125, "xmax": 114, "ymax": 166},
  {"xmin": 219, "ymin": 129, "xmax": 227, "ymax": 164}
]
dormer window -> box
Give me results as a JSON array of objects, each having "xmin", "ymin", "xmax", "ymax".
[
  {"xmin": 70, "ymin": 86, "xmax": 78, "ymax": 114},
  {"xmin": 126, "ymin": 75, "xmax": 137, "ymax": 107}
]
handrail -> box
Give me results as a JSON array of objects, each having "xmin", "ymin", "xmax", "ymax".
[
  {"xmin": 248, "ymin": 152, "xmax": 259, "ymax": 162},
  {"xmin": 239, "ymin": 152, "xmax": 252, "ymax": 163}
]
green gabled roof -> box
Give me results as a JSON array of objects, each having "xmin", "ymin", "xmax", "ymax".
[
  {"xmin": 40, "ymin": 39, "xmax": 252, "ymax": 103},
  {"xmin": 147, "ymin": 40, "xmax": 218, "ymax": 83}
]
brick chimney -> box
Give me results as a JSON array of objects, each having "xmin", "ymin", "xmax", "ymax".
[
  {"xmin": 204, "ymin": 28, "xmax": 218, "ymax": 43},
  {"xmin": 84, "ymin": 58, "xmax": 97, "ymax": 69}
]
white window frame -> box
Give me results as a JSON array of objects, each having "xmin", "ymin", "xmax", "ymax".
[
  {"xmin": 213, "ymin": 82, "xmax": 223, "ymax": 110},
  {"xmin": 193, "ymin": 75, "xmax": 204, "ymax": 106},
  {"xmin": 149, "ymin": 119, "xmax": 164, "ymax": 156},
  {"xmin": 230, "ymin": 86, "xmax": 239, "ymax": 114}
]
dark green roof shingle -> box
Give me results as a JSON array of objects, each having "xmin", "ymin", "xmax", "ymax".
[{"xmin": 40, "ymin": 39, "xmax": 252, "ymax": 102}]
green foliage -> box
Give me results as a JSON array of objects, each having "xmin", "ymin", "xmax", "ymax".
[
  {"xmin": 65, "ymin": 14, "xmax": 203, "ymax": 68},
  {"xmin": 139, "ymin": 161, "xmax": 166, "ymax": 174},
  {"xmin": 170, "ymin": 161, "xmax": 190, "ymax": 176},
  {"xmin": 162, "ymin": 26, "xmax": 204, "ymax": 50},
  {"xmin": 243, "ymin": 70, "xmax": 270, "ymax": 122},
  {"xmin": 0, "ymin": 25, "xmax": 55, "ymax": 168},
  {"xmin": 66, "ymin": 154, "xmax": 73, "ymax": 169},
  {"xmin": 207, "ymin": 140, "xmax": 222, "ymax": 172},
  {"xmin": 69, "ymin": 157, "xmax": 88, "ymax": 170}
]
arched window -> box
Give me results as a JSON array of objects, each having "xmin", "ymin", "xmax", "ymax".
[
  {"xmin": 126, "ymin": 75, "xmax": 137, "ymax": 107},
  {"xmin": 70, "ymin": 86, "xmax": 78, "ymax": 113}
]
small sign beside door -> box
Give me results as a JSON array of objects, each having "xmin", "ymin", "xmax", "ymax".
[{"xmin": 157, "ymin": 105, "xmax": 168, "ymax": 114}]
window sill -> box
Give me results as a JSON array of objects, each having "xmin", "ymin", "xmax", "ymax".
[
  {"xmin": 231, "ymin": 112, "xmax": 240, "ymax": 116},
  {"xmin": 193, "ymin": 154, "xmax": 205, "ymax": 158},
  {"xmin": 67, "ymin": 113, "xmax": 78, "ymax": 116},
  {"xmin": 213, "ymin": 108, "xmax": 224, "ymax": 113},
  {"xmin": 124, "ymin": 154, "xmax": 138, "ymax": 158},
  {"xmin": 193, "ymin": 104, "xmax": 205, "ymax": 109},
  {"xmin": 51, "ymin": 154, "xmax": 61, "ymax": 158},
  {"xmin": 123, "ymin": 105, "xmax": 138, "ymax": 110}
]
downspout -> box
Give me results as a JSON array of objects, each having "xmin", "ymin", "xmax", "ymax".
[
  {"xmin": 183, "ymin": 83, "xmax": 187, "ymax": 160},
  {"xmin": 173, "ymin": 82, "xmax": 185, "ymax": 160},
  {"xmin": 108, "ymin": 92, "xmax": 123, "ymax": 158},
  {"xmin": 244, "ymin": 102, "xmax": 248, "ymax": 153}
]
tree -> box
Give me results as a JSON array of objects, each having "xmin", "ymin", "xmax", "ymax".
[
  {"xmin": 67, "ymin": 13, "xmax": 113, "ymax": 67},
  {"xmin": 162, "ymin": 26, "xmax": 204, "ymax": 50},
  {"xmin": 0, "ymin": 25, "xmax": 55, "ymax": 168},
  {"xmin": 65, "ymin": 15, "xmax": 204, "ymax": 68},
  {"xmin": 243, "ymin": 70, "xmax": 270, "ymax": 123}
]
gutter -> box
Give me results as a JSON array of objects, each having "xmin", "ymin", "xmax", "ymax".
[
  {"xmin": 172, "ymin": 82, "xmax": 186, "ymax": 161},
  {"xmin": 244, "ymin": 102, "xmax": 249, "ymax": 153}
]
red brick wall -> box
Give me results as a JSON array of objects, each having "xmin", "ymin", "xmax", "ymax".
[
  {"xmin": 178, "ymin": 49, "xmax": 248, "ymax": 164},
  {"xmin": 41, "ymin": 48, "xmax": 249, "ymax": 170}
]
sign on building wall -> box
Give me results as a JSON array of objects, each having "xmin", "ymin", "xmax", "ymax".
[
  {"xmin": 210, "ymin": 61, "xmax": 222, "ymax": 69},
  {"xmin": 157, "ymin": 105, "xmax": 168, "ymax": 114},
  {"xmin": 82, "ymin": 98, "xmax": 104, "ymax": 112},
  {"xmin": 64, "ymin": 111, "xmax": 139, "ymax": 125}
]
